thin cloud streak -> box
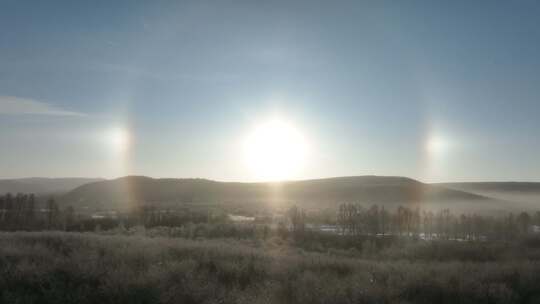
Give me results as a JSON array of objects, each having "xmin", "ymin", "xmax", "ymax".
[{"xmin": 0, "ymin": 96, "xmax": 86, "ymax": 116}]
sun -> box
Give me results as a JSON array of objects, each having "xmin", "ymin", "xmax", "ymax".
[{"xmin": 244, "ymin": 119, "xmax": 308, "ymax": 181}]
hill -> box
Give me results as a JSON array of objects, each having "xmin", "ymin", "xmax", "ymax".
[
  {"xmin": 437, "ymin": 182, "xmax": 540, "ymax": 193},
  {"xmin": 0, "ymin": 177, "xmax": 104, "ymax": 195},
  {"xmin": 437, "ymin": 182, "xmax": 540, "ymax": 206},
  {"xmin": 61, "ymin": 175, "xmax": 491, "ymax": 210}
]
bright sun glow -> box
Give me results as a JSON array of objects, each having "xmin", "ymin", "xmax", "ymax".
[
  {"xmin": 107, "ymin": 127, "xmax": 131, "ymax": 154},
  {"xmin": 244, "ymin": 119, "xmax": 308, "ymax": 181},
  {"xmin": 426, "ymin": 135, "xmax": 449, "ymax": 156}
]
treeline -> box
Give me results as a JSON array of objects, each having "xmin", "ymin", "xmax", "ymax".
[
  {"xmin": 0, "ymin": 193, "xmax": 228, "ymax": 232},
  {"xmin": 0, "ymin": 193, "xmax": 71, "ymax": 230},
  {"xmin": 137, "ymin": 205, "xmax": 224, "ymax": 228},
  {"xmin": 335, "ymin": 203, "xmax": 540, "ymax": 241},
  {"xmin": 276, "ymin": 204, "xmax": 540, "ymax": 243},
  {"xmin": 3, "ymin": 192, "xmax": 540, "ymax": 244}
]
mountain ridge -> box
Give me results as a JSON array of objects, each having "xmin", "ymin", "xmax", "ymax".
[
  {"xmin": 436, "ymin": 182, "xmax": 540, "ymax": 193},
  {"xmin": 60, "ymin": 175, "xmax": 492, "ymax": 210},
  {"xmin": 0, "ymin": 177, "xmax": 104, "ymax": 195}
]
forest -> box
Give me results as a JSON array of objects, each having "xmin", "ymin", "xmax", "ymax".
[
  {"xmin": 1, "ymin": 192, "xmax": 538, "ymax": 243},
  {"xmin": 2, "ymin": 192, "xmax": 540, "ymax": 303}
]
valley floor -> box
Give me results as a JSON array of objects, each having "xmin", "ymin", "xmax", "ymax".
[{"xmin": 1, "ymin": 232, "xmax": 540, "ymax": 304}]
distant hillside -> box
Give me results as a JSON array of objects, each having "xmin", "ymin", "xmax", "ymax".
[
  {"xmin": 0, "ymin": 178, "xmax": 104, "ymax": 195},
  {"xmin": 438, "ymin": 182, "xmax": 540, "ymax": 193},
  {"xmin": 437, "ymin": 182, "xmax": 540, "ymax": 205},
  {"xmin": 61, "ymin": 176, "xmax": 490, "ymax": 210}
]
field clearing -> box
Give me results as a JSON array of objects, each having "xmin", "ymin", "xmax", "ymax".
[{"xmin": 1, "ymin": 232, "xmax": 540, "ymax": 304}]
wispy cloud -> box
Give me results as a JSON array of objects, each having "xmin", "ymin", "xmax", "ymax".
[{"xmin": 0, "ymin": 96, "xmax": 85, "ymax": 116}]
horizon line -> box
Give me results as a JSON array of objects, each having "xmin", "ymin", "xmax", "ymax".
[{"xmin": 2, "ymin": 175, "xmax": 540, "ymax": 184}]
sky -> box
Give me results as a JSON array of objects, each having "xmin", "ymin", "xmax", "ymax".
[{"xmin": 1, "ymin": 0, "xmax": 540, "ymax": 182}]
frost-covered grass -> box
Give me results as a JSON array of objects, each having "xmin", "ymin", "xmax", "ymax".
[{"xmin": 1, "ymin": 232, "xmax": 540, "ymax": 304}]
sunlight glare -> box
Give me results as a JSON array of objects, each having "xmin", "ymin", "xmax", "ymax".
[
  {"xmin": 426, "ymin": 135, "xmax": 449, "ymax": 156},
  {"xmin": 107, "ymin": 127, "xmax": 131, "ymax": 154},
  {"xmin": 244, "ymin": 119, "xmax": 308, "ymax": 181}
]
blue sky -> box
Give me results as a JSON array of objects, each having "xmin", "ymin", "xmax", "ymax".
[{"xmin": 1, "ymin": 0, "xmax": 540, "ymax": 182}]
